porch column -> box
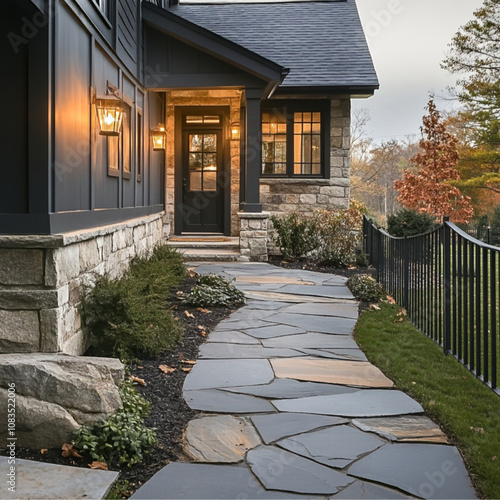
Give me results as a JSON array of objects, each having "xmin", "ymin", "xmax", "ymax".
[{"xmin": 240, "ymin": 88, "xmax": 264, "ymax": 213}]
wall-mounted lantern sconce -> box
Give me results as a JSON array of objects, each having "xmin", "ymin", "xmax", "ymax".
[
  {"xmin": 95, "ymin": 82, "xmax": 125, "ymax": 136},
  {"xmin": 152, "ymin": 125, "xmax": 166, "ymax": 151},
  {"xmin": 231, "ymin": 122, "xmax": 240, "ymax": 141}
]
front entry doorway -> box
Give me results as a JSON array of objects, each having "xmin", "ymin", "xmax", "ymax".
[{"xmin": 175, "ymin": 108, "xmax": 229, "ymax": 234}]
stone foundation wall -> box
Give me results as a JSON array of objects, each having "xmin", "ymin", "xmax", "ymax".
[
  {"xmin": 260, "ymin": 98, "xmax": 351, "ymax": 216},
  {"xmin": 0, "ymin": 213, "xmax": 164, "ymax": 356}
]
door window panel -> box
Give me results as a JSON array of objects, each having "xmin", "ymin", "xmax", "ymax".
[{"xmin": 188, "ymin": 133, "xmax": 218, "ymax": 191}]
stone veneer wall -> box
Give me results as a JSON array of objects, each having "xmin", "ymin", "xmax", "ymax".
[
  {"xmin": 260, "ymin": 97, "xmax": 351, "ymax": 215},
  {"xmin": 164, "ymin": 90, "xmax": 243, "ymax": 237},
  {"xmin": 0, "ymin": 213, "xmax": 164, "ymax": 356}
]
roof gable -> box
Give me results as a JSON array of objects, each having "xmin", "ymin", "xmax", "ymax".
[
  {"xmin": 143, "ymin": 2, "xmax": 288, "ymax": 91},
  {"xmin": 167, "ymin": 0, "xmax": 379, "ymax": 92}
]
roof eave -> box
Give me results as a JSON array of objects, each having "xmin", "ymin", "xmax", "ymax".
[
  {"xmin": 273, "ymin": 84, "xmax": 379, "ymax": 98},
  {"xmin": 143, "ymin": 2, "xmax": 288, "ymax": 88}
]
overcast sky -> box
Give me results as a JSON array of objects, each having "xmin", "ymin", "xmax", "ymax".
[{"xmin": 353, "ymin": 0, "xmax": 484, "ymax": 142}]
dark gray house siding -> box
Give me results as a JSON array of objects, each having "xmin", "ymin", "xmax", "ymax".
[{"xmin": 0, "ymin": 0, "xmax": 164, "ymax": 235}]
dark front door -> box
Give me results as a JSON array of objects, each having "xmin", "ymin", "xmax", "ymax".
[{"xmin": 180, "ymin": 126, "xmax": 225, "ymax": 233}]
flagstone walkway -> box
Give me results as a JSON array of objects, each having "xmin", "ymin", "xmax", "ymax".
[{"xmin": 132, "ymin": 263, "xmax": 476, "ymax": 500}]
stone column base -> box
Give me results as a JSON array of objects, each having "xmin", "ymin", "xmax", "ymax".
[{"xmin": 238, "ymin": 212, "xmax": 270, "ymax": 262}]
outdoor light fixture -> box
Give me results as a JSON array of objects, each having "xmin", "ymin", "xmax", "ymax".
[
  {"xmin": 152, "ymin": 125, "xmax": 166, "ymax": 151},
  {"xmin": 95, "ymin": 82, "xmax": 125, "ymax": 137},
  {"xmin": 231, "ymin": 122, "xmax": 240, "ymax": 141}
]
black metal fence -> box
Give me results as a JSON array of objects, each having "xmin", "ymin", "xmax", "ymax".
[{"xmin": 363, "ymin": 215, "xmax": 500, "ymax": 395}]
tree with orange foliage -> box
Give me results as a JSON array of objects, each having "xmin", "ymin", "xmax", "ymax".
[{"xmin": 394, "ymin": 99, "xmax": 474, "ymax": 223}]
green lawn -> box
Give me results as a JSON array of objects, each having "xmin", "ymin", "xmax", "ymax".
[{"xmin": 355, "ymin": 302, "xmax": 500, "ymax": 500}]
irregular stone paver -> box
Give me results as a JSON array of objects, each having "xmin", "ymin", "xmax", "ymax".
[
  {"xmin": 183, "ymin": 359, "xmax": 274, "ymax": 390},
  {"xmin": 183, "ymin": 415, "xmax": 261, "ymax": 463},
  {"xmin": 348, "ymin": 443, "xmax": 476, "ymax": 499},
  {"xmin": 246, "ymin": 446, "xmax": 354, "ymax": 495},
  {"xmin": 296, "ymin": 348, "xmax": 368, "ymax": 361},
  {"xmin": 0, "ymin": 456, "xmax": 118, "ymax": 500},
  {"xmin": 235, "ymin": 276, "xmax": 315, "ymax": 285},
  {"xmin": 223, "ymin": 379, "xmax": 358, "ymax": 399},
  {"xmin": 277, "ymin": 425, "xmax": 383, "ymax": 469},
  {"xmin": 206, "ymin": 330, "xmax": 261, "ymax": 344},
  {"xmin": 216, "ymin": 319, "xmax": 273, "ymax": 331},
  {"xmin": 184, "ymin": 389, "xmax": 275, "ymax": 413},
  {"xmin": 273, "ymin": 390, "xmax": 423, "ymax": 417},
  {"xmin": 223, "ymin": 308, "xmax": 278, "ymax": 321},
  {"xmin": 245, "ymin": 300, "xmax": 294, "ymax": 310},
  {"xmin": 352, "ymin": 415, "xmax": 449, "ymax": 443},
  {"xmin": 266, "ymin": 312, "xmax": 356, "ymax": 334},
  {"xmin": 245, "ymin": 290, "xmax": 348, "ymax": 303},
  {"xmin": 251, "ymin": 413, "xmax": 348, "ymax": 444},
  {"xmin": 241, "ymin": 324, "xmax": 306, "ymax": 339},
  {"xmin": 198, "ymin": 343, "xmax": 302, "ymax": 359},
  {"xmin": 335, "ymin": 480, "xmax": 411, "ymax": 499},
  {"xmin": 278, "ymin": 284, "xmax": 354, "ymax": 299},
  {"xmin": 282, "ymin": 302, "xmax": 359, "ymax": 319},
  {"xmin": 271, "ymin": 358, "xmax": 394, "ymax": 388},
  {"xmin": 263, "ymin": 332, "xmax": 359, "ymax": 350},
  {"xmin": 130, "ymin": 462, "xmax": 310, "ymax": 499}
]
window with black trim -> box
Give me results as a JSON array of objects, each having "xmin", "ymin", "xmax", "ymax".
[{"xmin": 261, "ymin": 102, "xmax": 329, "ymax": 178}]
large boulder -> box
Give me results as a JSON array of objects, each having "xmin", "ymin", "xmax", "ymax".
[{"xmin": 0, "ymin": 353, "xmax": 124, "ymax": 448}]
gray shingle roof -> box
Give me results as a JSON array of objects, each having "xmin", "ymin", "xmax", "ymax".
[{"xmin": 169, "ymin": 0, "xmax": 379, "ymax": 90}]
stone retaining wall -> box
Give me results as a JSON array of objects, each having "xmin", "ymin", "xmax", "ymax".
[{"xmin": 0, "ymin": 213, "xmax": 164, "ymax": 356}]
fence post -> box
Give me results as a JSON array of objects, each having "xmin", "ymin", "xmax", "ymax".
[
  {"xmin": 443, "ymin": 216, "xmax": 451, "ymax": 354},
  {"xmin": 403, "ymin": 236, "xmax": 409, "ymax": 311},
  {"xmin": 377, "ymin": 226, "xmax": 383, "ymax": 284}
]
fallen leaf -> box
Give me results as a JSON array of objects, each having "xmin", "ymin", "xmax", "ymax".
[
  {"xmin": 62, "ymin": 443, "xmax": 82, "ymax": 459},
  {"xmin": 470, "ymin": 427, "xmax": 484, "ymax": 434},
  {"xmin": 370, "ymin": 304, "xmax": 381, "ymax": 311},
  {"xmin": 428, "ymin": 400, "xmax": 435, "ymax": 406},
  {"xmin": 41, "ymin": 449, "xmax": 48, "ymax": 455},
  {"xmin": 130, "ymin": 375, "xmax": 146, "ymax": 386},
  {"xmin": 137, "ymin": 366, "xmax": 143, "ymax": 370},
  {"xmin": 184, "ymin": 310, "xmax": 195, "ymax": 319},
  {"xmin": 181, "ymin": 367, "xmax": 192, "ymax": 373},
  {"xmin": 394, "ymin": 317, "xmax": 404, "ymax": 323},
  {"xmin": 386, "ymin": 296, "xmax": 396, "ymax": 305},
  {"xmin": 90, "ymin": 461, "xmax": 108, "ymax": 470},
  {"xmin": 412, "ymin": 381, "xmax": 416, "ymax": 385},
  {"xmin": 200, "ymin": 331, "xmax": 207, "ymax": 337},
  {"xmin": 159, "ymin": 365, "xmax": 176, "ymax": 374},
  {"xmin": 197, "ymin": 308, "xmax": 212, "ymax": 314},
  {"xmin": 492, "ymin": 456, "xmax": 497, "ymax": 461},
  {"xmin": 197, "ymin": 325, "xmax": 207, "ymax": 330},
  {"xmin": 348, "ymin": 265, "xmax": 357, "ymax": 270},
  {"xmin": 181, "ymin": 359, "xmax": 196, "ymax": 365},
  {"xmin": 397, "ymin": 309, "xmax": 407, "ymax": 317},
  {"xmin": 176, "ymin": 291, "xmax": 184, "ymax": 296}
]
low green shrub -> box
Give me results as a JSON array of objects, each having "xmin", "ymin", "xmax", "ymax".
[
  {"xmin": 387, "ymin": 208, "xmax": 438, "ymax": 237},
  {"xmin": 270, "ymin": 212, "xmax": 318, "ymax": 261},
  {"xmin": 313, "ymin": 208, "xmax": 362, "ymax": 267},
  {"xmin": 184, "ymin": 273, "xmax": 245, "ymax": 307},
  {"xmin": 81, "ymin": 245, "xmax": 185, "ymax": 360},
  {"xmin": 347, "ymin": 274, "xmax": 385, "ymax": 302},
  {"xmin": 72, "ymin": 380, "xmax": 156, "ymax": 467}
]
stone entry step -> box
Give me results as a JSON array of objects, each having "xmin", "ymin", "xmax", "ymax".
[{"xmin": 167, "ymin": 236, "xmax": 242, "ymax": 261}]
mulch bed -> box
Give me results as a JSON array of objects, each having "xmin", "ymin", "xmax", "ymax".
[
  {"xmin": 1, "ymin": 275, "xmax": 237, "ymax": 497},
  {"xmin": 1, "ymin": 262, "xmax": 373, "ymax": 498}
]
